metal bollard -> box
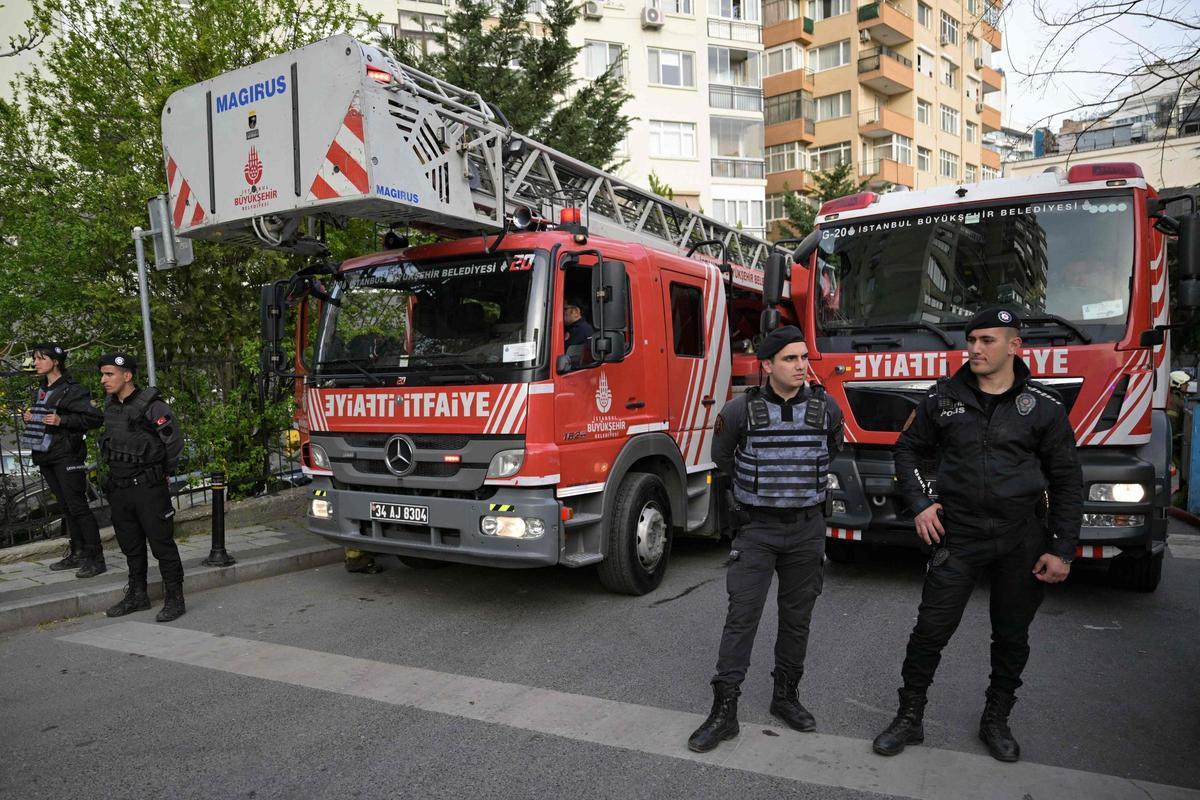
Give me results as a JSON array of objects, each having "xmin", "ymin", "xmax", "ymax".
[{"xmin": 201, "ymin": 471, "xmax": 237, "ymax": 567}]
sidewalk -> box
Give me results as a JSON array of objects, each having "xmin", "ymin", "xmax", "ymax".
[{"xmin": 0, "ymin": 512, "xmax": 341, "ymax": 634}]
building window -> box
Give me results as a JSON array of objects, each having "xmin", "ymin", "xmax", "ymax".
[
  {"xmin": 713, "ymin": 198, "xmax": 764, "ymax": 229},
  {"xmin": 765, "ymin": 90, "xmax": 814, "ymax": 125},
  {"xmin": 766, "ymin": 141, "xmax": 807, "ymax": 173},
  {"xmin": 809, "ymin": 40, "xmax": 850, "ymax": 72},
  {"xmin": 917, "ymin": 98, "xmax": 931, "ymax": 125},
  {"xmin": 763, "ymin": 0, "xmax": 801, "ymax": 25},
  {"xmin": 815, "ymin": 91, "xmax": 851, "ymax": 121},
  {"xmin": 966, "ymin": 35, "xmax": 978, "ymax": 59},
  {"xmin": 649, "ymin": 120, "xmax": 697, "ymax": 158},
  {"xmin": 811, "ymin": 141, "xmax": 851, "ymax": 171},
  {"xmin": 764, "ymin": 44, "xmax": 803, "ymax": 77},
  {"xmin": 915, "ymin": 49, "xmax": 934, "ymax": 78},
  {"xmin": 940, "ymin": 103, "xmax": 960, "ymax": 135},
  {"xmin": 766, "ymin": 193, "xmax": 787, "ymax": 221},
  {"xmin": 982, "ymin": 165, "xmax": 1000, "ymax": 180},
  {"xmin": 584, "ymin": 41, "xmax": 625, "ymax": 80},
  {"xmin": 965, "ymin": 120, "xmax": 978, "ymax": 143},
  {"xmin": 966, "ymin": 76, "xmax": 981, "ymax": 102},
  {"xmin": 663, "ymin": 0, "xmax": 694, "ymax": 12},
  {"xmin": 917, "ymin": 146, "xmax": 931, "ymax": 171},
  {"xmin": 966, "ymin": 0, "xmax": 979, "ymax": 15},
  {"xmin": 711, "ymin": 116, "xmax": 764, "ymax": 159},
  {"xmin": 709, "ymin": 0, "xmax": 759, "ymax": 21},
  {"xmin": 709, "ymin": 46, "xmax": 762, "ymax": 87},
  {"xmin": 890, "ymin": 134, "xmax": 912, "ymax": 164},
  {"xmin": 965, "ymin": 163, "xmax": 977, "ymax": 182},
  {"xmin": 648, "ymin": 47, "xmax": 696, "ymax": 87},
  {"xmin": 812, "ymin": 0, "xmax": 849, "ymax": 21},
  {"xmin": 917, "ymin": 1, "xmax": 931, "ymax": 27},
  {"xmin": 941, "ymin": 57, "xmax": 958, "ymax": 88},
  {"xmin": 940, "ymin": 11, "xmax": 958, "ymax": 44},
  {"xmin": 939, "ymin": 149, "xmax": 959, "ymax": 179}
]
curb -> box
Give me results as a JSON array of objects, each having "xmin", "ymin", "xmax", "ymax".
[{"xmin": 0, "ymin": 542, "xmax": 341, "ymax": 635}]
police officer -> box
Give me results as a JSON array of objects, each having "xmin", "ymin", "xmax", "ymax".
[
  {"xmin": 96, "ymin": 353, "xmax": 188, "ymax": 622},
  {"xmin": 687, "ymin": 325, "xmax": 844, "ymax": 753},
  {"xmin": 563, "ymin": 298, "xmax": 595, "ymax": 348},
  {"xmin": 872, "ymin": 308, "xmax": 1082, "ymax": 763},
  {"xmin": 21, "ymin": 343, "xmax": 105, "ymax": 577}
]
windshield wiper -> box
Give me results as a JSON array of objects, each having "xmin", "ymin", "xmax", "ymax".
[
  {"xmin": 314, "ymin": 358, "xmax": 385, "ymax": 385},
  {"xmin": 413, "ymin": 355, "xmax": 494, "ymax": 384},
  {"xmin": 825, "ymin": 321, "xmax": 955, "ymax": 349},
  {"xmin": 1019, "ymin": 315, "xmax": 1092, "ymax": 344}
]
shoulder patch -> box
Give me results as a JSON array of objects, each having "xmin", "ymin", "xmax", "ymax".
[
  {"xmin": 714, "ymin": 415, "xmax": 725, "ymax": 436},
  {"xmin": 155, "ymin": 414, "xmax": 170, "ymax": 427}
]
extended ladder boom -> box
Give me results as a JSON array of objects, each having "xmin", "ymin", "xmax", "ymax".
[{"xmin": 161, "ymin": 34, "xmax": 777, "ymax": 270}]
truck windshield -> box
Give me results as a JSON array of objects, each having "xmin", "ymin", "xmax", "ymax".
[
  {"xmin": 814, "ymin": 192, "xmax": 1136, "ymax": 346},
  {"xmin": 314, "ymin": 251, "xmax": 549, "ymax": 383}
]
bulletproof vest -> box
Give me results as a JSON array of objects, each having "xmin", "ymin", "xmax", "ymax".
[
  {"xmin": 20, "ymin": 383, "xmax": 65, "ymax": 453},
  {"xmin": 732, "ymin": 388, "xmax": 831, "ymax": 509},
  {"xmin": 101, "ymin": 387, "xmax": 165, "ymax": 472}
]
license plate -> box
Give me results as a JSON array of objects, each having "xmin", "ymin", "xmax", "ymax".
[{"xmin": 370, "ymin": 501, "xmax": 429, "ymax": 525}]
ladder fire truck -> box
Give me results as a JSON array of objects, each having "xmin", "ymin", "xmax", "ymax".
[
  {"xmin": 778, "ymin": 168, "xmax": 1199, "ymax": 592},
  {"xmin": 160, "ymin": 34, "xmax": 791, "ymax": 594}
]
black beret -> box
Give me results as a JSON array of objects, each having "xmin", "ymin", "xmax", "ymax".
[
  {"xmin": 31, "ymin": 342, "xmax": 66, "ymax": 363},
  {"xmin": 964, "ymin": 307, "xmax": 1021, "ymax": 335},
  {"xmin": 757, "ymin": 325, "xmax": 806, "ymax": 360},
  {"xmin": 98, "ymin": 352, "xmax": 138, "ymax": 373}
]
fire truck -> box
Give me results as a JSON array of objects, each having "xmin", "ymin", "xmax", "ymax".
[
  {"xmin": 779, "ymin": 168, "xmax": 1200, "ymax": 592},
  {"xmin": 160, "ymin": 34, "xmax": 787, "ymax": 594}
]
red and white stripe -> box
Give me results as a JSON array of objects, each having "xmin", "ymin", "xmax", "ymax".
[
  {"xmin": 826, "ymin": 527, "xmax": 861, "ymax": 540},
  {"xmin": 165, "ymin": 152, "xmax": 208, "ymax": 230},
  {"xmin": 306, "ymin": 387, "xmax": 329, "ymax": 432},
  {"xmin": 484, "ymin": 384, "xmax": 529, "ymax": 434},
  {"xmin": 308, "ymin": 97, "xmax": 369, "ymax": 201},
  {"xmin": 1076, "ymin": 545, "xmax": 1121, "ymax": 560},
  {"xmin": 675, "ymin": 266, "xmax": 731, "ymax": 467}
]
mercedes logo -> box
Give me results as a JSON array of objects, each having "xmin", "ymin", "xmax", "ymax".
[{"xmin": 384, "ymin": 435, "xmax": 417, "ymax": 477}]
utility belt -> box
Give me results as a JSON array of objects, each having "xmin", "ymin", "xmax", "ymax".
[
  {"xmin": 104, "ymin": 466, "xmax": 165, "ymax": 491},
  {"xmin": 745, "ymin": 504, "xmax": 822, "ymax": 524}
]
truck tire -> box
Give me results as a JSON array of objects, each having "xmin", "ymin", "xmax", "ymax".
[
  {"xmin": 824, "ymin": 538, "xmax": 859, "ymax": 564},
  {"xmin": 598, "ymin": 472, "xmax": 672, "ymax": 595},
  {"xmin": 1108, "ymin": 550, "xmax": 1163, "ymax": 593},
  {"xmin": 398, "ymin": 555, "xmax": 450, "ymax": 570}
]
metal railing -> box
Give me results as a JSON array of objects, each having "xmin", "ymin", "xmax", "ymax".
[
  {"xmin": 711, "ymin": 158, "xmax": 766, "ymax": 179},
  {"xmin": 709, "ymin": 84, "xmax": 763, "ymax": 111},
  {"xmin": 707, "ymin": 18, "xmax": 761, "ymax": 42},
  {"xmin": 858, "ymin": 107, "xmax": 882, "ymax": 125},
  {"xmin": 858, "ymin": 45, "xmax": 912, "ymax": 72},
  {"xmin": 858, "ymin": 0, "xmax": 912, "ymax": 21}
]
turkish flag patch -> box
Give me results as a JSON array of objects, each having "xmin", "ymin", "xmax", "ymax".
[{"xmin": 156, "ymin": 416, "xmax": 168, "ymax": 426}]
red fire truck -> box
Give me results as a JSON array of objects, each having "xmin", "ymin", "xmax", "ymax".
[
  {"xmin": 776, "ymin": 168, "xmax": 1199, "ymax": 592},
  {"xmin": 161, "ymin": 35, "xmax": 781, "ymax": 594}
]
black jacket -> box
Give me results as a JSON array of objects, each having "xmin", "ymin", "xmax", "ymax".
[
  {"xmin": 101, "ymin": 387, "xmax": 185, "ymax": 478},
  {"xmin": 29, "ymin": 375, "xmax": 104, "ymax": 466},
  {"xmin": 894, "ymin": 357, "xmax": 1082, "ymax": 558}
]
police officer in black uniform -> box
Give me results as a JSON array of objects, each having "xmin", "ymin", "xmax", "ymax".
[
  {"xmin": 872, "ymin": 308, "xmax": 1082, "ymax": 763},
  {"xmin": 688, "ymin": 325, "xmax": 844, "ymax": 753},
  {"xmin": 96, "ymin": 353, "xmax": 188, "ymax": 622},
  {"xmin": 21, "ymin": 343, "xmax": 106, "ymax": 577}
]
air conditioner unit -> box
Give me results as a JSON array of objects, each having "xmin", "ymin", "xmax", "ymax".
[
  {"xmin": 974, "ymin": 56, "xmax": 984, "ymax": 69},
  {"xmin": 859, "ymin": 29, "xmax": 872, "ymax": 43},
  {"xmin": 939, "ymin": 35, "xmax": 952, "ymax": 46},
  {"xmin": 641, "ymin": 5, "xmax": 664, "ymax": 27},
  {"xmin": 975, "ymin": 101, "xmax": 985, "ymax": 113},
  {"xmin": 584, "ymin": 0, "xmax": 603, "ymax": 18}
]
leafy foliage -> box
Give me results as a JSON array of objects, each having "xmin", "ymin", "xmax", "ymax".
[{"xmin": 777, "ymin": 161, "xmax": 868, "ymax": 239}]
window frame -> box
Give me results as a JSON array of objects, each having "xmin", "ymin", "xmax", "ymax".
[{"xmin": 648, "ymin": 46, "xmax": 697, "ymax": 88}]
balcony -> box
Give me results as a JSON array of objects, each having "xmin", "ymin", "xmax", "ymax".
[
  {"xmin": 858, "ymin": 106, "xmax": 915, "ymax": 138},
  {"xmin": 857, "ymin": 1, "xmax": 914, "ymax": 47},
  {"xmin": 980, "ymin": 19, "xmax": 1002, "ymax": 51},
  {"xmin": 763, "ymin": 68, "xmax": 814, "ymax": 96},
  {"xmin": 981, "ymin": 147, "xmax": 1001, "ymax": 170},
  {"xmin": 711, "ymin": 158, "xmax": 766, "ymax": 179},
  {"xmin": 980, "ymin": 63, "xmax": 1003, "ymax": 93},
  {"xmin": 765, "ymin": 118, "xmax": 816, "ymax": 146},
  {"xmin": 710, "ymin": 84, "xmax": 763, "ymax": 112},
  {"xmin": 766, "ymin": 168, "xmax": 812, "ymax": 195},
  {"xmin": 860, "ymin": 157, "xmax": 915, "ymax": 187},
  {"xmin": 979, "ymin": 102, "xmax": 1001, "ymax": 132},
  {"xmin": 708, "ymin": 19, "xmax": 762, "ymax": 43},
  {"xmin": 858, "ymin": 46, "xmax": 914, "ymax": 95},
  {"xmin": 763, "ymin": 15, "xmax": 813, "ymax": 48}
]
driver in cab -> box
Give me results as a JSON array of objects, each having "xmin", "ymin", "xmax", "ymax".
[{"xmin": 563, "ymin": 298, "xmax": 594, "ymax": 348}]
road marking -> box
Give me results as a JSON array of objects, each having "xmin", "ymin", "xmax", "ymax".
[
  {"xmin": 1169, "ymin": 540, "xmax": 1200, "ymax": 560},
  {"xmin": 60, "ymin": 622, "xmax": 1199, "ymax": 800}
]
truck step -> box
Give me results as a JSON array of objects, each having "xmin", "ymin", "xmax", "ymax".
[
  {"xmin": 561, "ymin": 553, "xmax": 603, "ymax": 567},
  {"xmin": 564, "ymin": 512, "xmax": 604, "ymax": 529}
]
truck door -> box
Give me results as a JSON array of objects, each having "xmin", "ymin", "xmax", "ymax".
[{"xmin": 660, "ymin": 265, "xmax": 730, "ymax": 470}]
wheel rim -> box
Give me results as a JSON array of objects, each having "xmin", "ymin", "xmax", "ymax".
[{"xmin": 635, "ymin": 502, "xmax": 667, "ymax": 571}]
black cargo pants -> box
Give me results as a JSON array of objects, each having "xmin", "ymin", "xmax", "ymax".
[
  {"xmin": 40, "ymin": 461, "xmax": 102, "ymax": 558},
  {"xmin": 900, "ymin": 521, "xmax": 1045, "ymax": 696},
  {"xmin": 108, "ymin": 479, "xmax": 183, "ymax": 586},
  {"xmin": 713, "ymin": 506, "xmax": 825, "ymax": 687}
]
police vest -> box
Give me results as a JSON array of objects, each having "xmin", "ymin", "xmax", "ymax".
[
  {"xmin": 20, "ymin": 383, "xmax": 65, "ymax": 453},
  {"xmin": 101, "ymin": 388, "xmax": 166, "ymax": 472},
  {"xmin": 732, "ymin": 389, "xmax": 831, "ymax": 509}
]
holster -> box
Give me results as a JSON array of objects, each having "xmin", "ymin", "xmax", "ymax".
[{"xmin": 725, "ymin": 489, "xmax": 751, "ymax": 531}]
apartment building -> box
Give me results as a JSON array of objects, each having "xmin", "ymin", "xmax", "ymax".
[
  {"xmin": 761, "ymin": 0, "xmax": 1005, "ymax": 233},
  {"xmin": 367, "ymin": 0, "xmax": 769, "ymax": 236}
]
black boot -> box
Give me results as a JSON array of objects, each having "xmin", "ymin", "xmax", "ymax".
[
  {"xmin": 872, "ymin": 688, "xmax": 927, "ymax": 756},
  {"xmin": 978, "ymin": 688, "xmax": 1020, "ymax": 762},
  {"xmin": 687, "ymin": 683, "xmax": 740, "ymax": 753},
  {"xmin": 156, "ymin": 582, "xmax": 186, "ymax": 622},
  {"xmin": 769, "ymin": 669, "xmax": 816, "ymax": 732},
  {"xmin": 106, "ymin": 583, "xmax": 151, "ymax": 617},
  {"xmin": 48, "ymin": 542, "xmax": 83, "ymax": 571},
  {"xmin": 74, "ymin": 554, "xmax": 107, "ymax": 579}
]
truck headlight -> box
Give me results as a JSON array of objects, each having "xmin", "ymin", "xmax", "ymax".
[
  {"xmin": 827, "ymin": 473, "xmax": 841, "ymax": 491},
  {"xmin": 1088, "ymin": 483, "xmax": 1145, "ymax": 503},
  {"xmin": 310, "ymin": 498, "xmax": 333, "ymax": 519},
  {"xmin": 310, "ymin": 444, "xmax": 331, "ymax": 471},
  {"xmin": 480, "ymin": 515, "xmax": 545, "ymax": 539},
  {"xmin": 486, "ymin": 449, "xmax": 524, "ymax": 479}
]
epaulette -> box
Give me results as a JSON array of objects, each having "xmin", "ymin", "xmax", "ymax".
[{"xmin": 1023, "ymin": 381, "xmax": 1063, "ymax": 406}]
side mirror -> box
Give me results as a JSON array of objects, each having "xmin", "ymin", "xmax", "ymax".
[
  {"xmin": 1139, "ymin": 328, "xmax": 1165, "ymax": 347},
  {"xmin": 791, "ymin": 228, "xmax": 822, "ymax": 266},
  {"xmin": 763, "ymin": 252, "xmax": 786, "ymax": 306},
  {"xmin": 1178, "ymin": 214, "xmax": 1200, "ymax": 309},
  {"xmin": 591, "ymin": 257, "xmax": 628, "ymax": 363},
  {"xmin": 260, "ymin": 282, "xmax": 286, "ymax": 346},
  {"xmin": 760, "ymin": 307, "xmax": 781, "ymax": 337}
]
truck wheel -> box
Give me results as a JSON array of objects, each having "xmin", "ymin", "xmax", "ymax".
[
  {"xmin": 824, "ymin": 538, "xmax": 859, "ymax": 564},
  {"xmin": 1108, "ymin": 551, "xmax": 1163, "ymax": 593},
  {"xmin": 398, "ymin": 555, "xmax": 449, "ymax": 570},
  {"xmin": 598, "ymin": 473, "xmax": 672, "ymax": 596}
]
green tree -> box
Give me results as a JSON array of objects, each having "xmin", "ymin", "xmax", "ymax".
[
  {"xmin": 777, "ymin": 160, "xmax": 869, "ymax": 239},
  {"xmin": 647, "ymin": 171, "xmax": 674, "ymax": 200},
  {"xmin": 415, "ymin": 0, "xmax": 633, "ymax": 170}
]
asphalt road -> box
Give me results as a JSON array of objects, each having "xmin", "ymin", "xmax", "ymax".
[{"xmin": 2, "ymin": 520, "xmax": 1198, "ymax": 800}]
